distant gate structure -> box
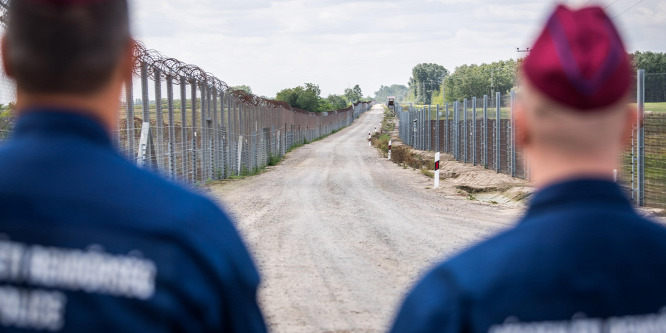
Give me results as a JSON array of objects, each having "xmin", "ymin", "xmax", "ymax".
[{"xmin": 387, "ymin": 96, "xmax": 396, "ymax": 109}]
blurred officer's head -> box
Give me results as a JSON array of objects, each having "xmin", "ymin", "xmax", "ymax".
[
  {"xmin": 2, "ymin": 0, "xmax": 133, "ymax": 123},
  {"xmin": 516, "ymin": 4, "xmax": 635, "ymax": 186}
]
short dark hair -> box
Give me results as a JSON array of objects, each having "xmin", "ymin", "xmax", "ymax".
[{"xmin": 6, "ymin": 0, "xmax": 131, "ymax": 95}]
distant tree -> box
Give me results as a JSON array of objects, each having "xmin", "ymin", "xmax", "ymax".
[
  {"xmin": 231, "ymin": 85, "xmax": 253, "ymax": 94},
  {"xmin": 443, "ymin": 59, "xmax": 518, "ymax": 102},
  {"xmin": 374, "ymin": 84, "xmax": 408, "ymax": 103},
  {"xmin": 326, "ymin": 94, "xmax": 348, "ymax": 110},
  {"xmin": 275, "ymin": 83, "xmax": 328, "ymax": 112},
  {"xmin": 0, "ymin": 103, "xmax": 16, "ymax": 139},
  {"xmin": 408, "ymin": 63, "xmax": 449, "ymax": 105},
  {"xmin": 344, "ymin": 84, "xmax": 363, "ymax": 103},
  {"xmin": 632, "ymin": 51, "xmax": 666, "ymax": 102}
]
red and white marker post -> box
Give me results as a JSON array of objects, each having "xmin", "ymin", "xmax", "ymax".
[
  {"xmin": 434, "ymin": 152, "xmax": 441, "ymax": 189},
  {"xmin": 388, "ymin": 140, "xmax": 392, "ymax": 160},
  {"xmin": 368, "ymin": 132, "xmax": 372, "ymax": 147}
]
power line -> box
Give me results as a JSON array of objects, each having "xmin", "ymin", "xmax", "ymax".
[
  {"xmin": 613, "ymin": 0, "xmax": 646, "ymax": 18},
  {"xmin": 605, "ymin": 0, "xmax": 622, "ymax": 8}
]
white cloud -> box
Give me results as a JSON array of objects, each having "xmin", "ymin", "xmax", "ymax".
[{"xmin": 131, "ymin": 0, "xmax": 666, "ymax": 98}]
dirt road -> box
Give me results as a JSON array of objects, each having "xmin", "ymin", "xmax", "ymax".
[{"xmin": 208, "ymin": 105, "xmax": 523, "ymax": 332}]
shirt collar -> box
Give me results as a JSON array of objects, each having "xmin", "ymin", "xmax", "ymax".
[
  {"xmin": 12, "ymin": 108, "xmax": 113, "ymax": 149},
  {"xmin": 525, "ymin": 178, "xmax": 634, "ymax": 219}
]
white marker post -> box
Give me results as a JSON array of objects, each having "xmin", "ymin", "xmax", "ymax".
[
  {"xmin": 368, "ymin": 132, "xmax": 372, "ymax": 147},
  {"xmin": 613, "ymin": 169, "xmax": 618, "ymax": 182},
  {"xmin": 388, "ymin": 140, "xmax": 392, "ymax": 160},
  {"xmin": 434, "ymin": 152, "xmax": 441, "ymax": 189}
]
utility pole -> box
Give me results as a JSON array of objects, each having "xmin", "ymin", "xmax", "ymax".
[{"xmin": 517, "ymin": 47, "xmax": 531, "ymax": 57}]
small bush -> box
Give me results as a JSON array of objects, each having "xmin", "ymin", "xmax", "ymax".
[
  {"xmin": 372, "ymin": 133, "xmax": 391, "ymax": 154},
  {"xmin": 421, "ymin": 169, "xmax": 434, "ymax": 178},
  {"xmin": 268, "ymin": 155, "xmax": 281, "ymax": 166},
  {"xmin": 391, "ymin": 145, "xmax": 409, "ymax": 164}
]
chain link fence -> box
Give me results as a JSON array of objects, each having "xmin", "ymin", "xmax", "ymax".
[
  {"xmin": 398, "ymin": 70, "xmax": 665, "ymax": 209},
  {"xmin": 617, "ymin": 71, "xmax": 666, "ymax": 209},
  {"xmin": 0, "ymin": 41, "xmax": 373, "ymax": 184}
]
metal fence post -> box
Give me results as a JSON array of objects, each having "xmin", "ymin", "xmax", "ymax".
[
  {"xmin": 464, "ymin": 99, "xmax": 468, "ymax": 163},
  {"xmin": 166, "ymin": 76, "xmax": 176, "ymax": 180},
  {"xmin": 140, "ymin": 63, "xmax": 151, "ymax": 168},
  {"xmin": 421, "ymin": 106, "xmax": 428, "ymax": 150},
  {"xmin": 472, "ymin": 97, "xmax": 477, "ymax": 166},
  {"xmin": 445, "ymin": 103, "xmax": 449, "ymax": 154},
  {"xmin": 125, "ymin": 78, "xmax": 135, "ymax": 160},
  {"xmin": 453, "ymin": 101, "xmax": 457, "ymax": 159},
  {"xmin": 191, "ymin": 83, "xmax": 197, "ymax": 183},
  {"xmin": 201, "ymin": 84, "xmax": 209, "ymax": 181},
  {"xmin": 496, "ymin": 92, "xmax": 501, "ymax": 173},
  {"xmin": 421, "ymin": 107, "xmax": 425, "ymax": 150},
  {"xmin": 435, "ymin": 104, "xmax": 440, "ymax": 152},
  {"xmin": 180, "ymin": 76, "xmax": 187, "ymax": 181},
  {"xmin": 154, "ymin": 69, "xmax": 164, "ymax": 173},
  {"xmin": 483, "ymin": 95, "xmax": 488, "ymax": 168},
  {"xmin": 637, "ymin": 69, "xmax": 645, "ymax": 207},
  {"xmin": 511, "ymin": 89, "xmax": 517, "ymax": 178},
  {"xmin": 227, "ymin": 95, "xmax": 233, "ymax": 177},
  {"xmin": 212, "ymin": 88, "xmax": 219, "ymax": 179},
  {"xmin": 428, "ymin": 105, "xmax": 432, "ymax": 151}
]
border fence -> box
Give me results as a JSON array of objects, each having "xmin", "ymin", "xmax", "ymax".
[
  {"xmin": 397, "ymin": 70, "xmax": 666, "ymax": 210},
  {"xmin": 0, "ymin": 40, "xmax": 373, "ymax": 184},
  {"xmin": 115, "ymin": 42, "xmax": 372, "ymax": 183}
]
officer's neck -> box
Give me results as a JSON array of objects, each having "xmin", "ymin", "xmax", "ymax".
[
  {"xmin": 527, "ymin": 148, "xmax": 620, "ymax": 189},
  {"xmin": 15, "ymin": 86, "xmax": 121, "ymax": 134}
]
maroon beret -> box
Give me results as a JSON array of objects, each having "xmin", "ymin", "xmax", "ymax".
[{"xmin": 522, "ymin": 4, "xmax": 633, "ymax": 111}]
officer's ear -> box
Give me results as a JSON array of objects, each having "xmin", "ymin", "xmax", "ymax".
[
  {"xmin": 1, "ymin": 36, "xmax": 14, "ymax": 79},
  {"xmin": 621, "ymin": 103, "xmax": 637, "ymax": 148}
]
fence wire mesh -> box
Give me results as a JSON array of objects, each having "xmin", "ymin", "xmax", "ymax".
[
  {"xmin": 0, "ymin": 41, "xmax": 372, "ymax": 185},
  {"xmin": 398, "ymin": 71, "xmax": 665, "ymax": 209}
]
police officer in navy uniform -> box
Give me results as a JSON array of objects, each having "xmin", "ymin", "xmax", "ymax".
[
  {"xmin": 0, "ymin": 0, "xmax": 266, "ymax": 332},
  {"xmin": 391, "ymin": 4, "xmax": 666, "ymax": 333}
]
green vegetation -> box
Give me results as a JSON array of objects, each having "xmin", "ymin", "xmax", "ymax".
[
  {"xmin": 344, "ymin": 85, "xmax": 364, "ymax": 104},
  {"xmin": 275, "ymin": 83, "xmax": 365, "ymax": 113},
  {"xmin": 441, "ymin": 59, "xmax": 519, "ymax": 103},
  {"xmin": 326, "ymin": 94, "xmax": 348, "ymax": 110},
  {"xmin": 407, "ymin": 63, "xmax": 449, "ymax": 105},
  {"xmin": 374, "ymin": 84, "xmax": 408, "ymax": 103},
  {"xmin": 632, "ymin": 51, "xmax": 666, "ymax": 103},
  {"xmin": 644, "ymin": 103, "xmax": 666, "ymax": 113},
  {"xmin": 268, "ymin": 154, "xmax": 281, "ymax": 167},
  {"xmin": 276, "ymin": 83, "xmax": 327, "ymax": 113},
  {"xmin": 0, "ymin": 103, "xmax": 16, "ymax": 140},
  {"xmin": 421, "ymin": 169, "xmax": 435, "ymax": 178},
  {"xmin": 231, "ymin": 85, "xmax": 253, "ymax": 94}
]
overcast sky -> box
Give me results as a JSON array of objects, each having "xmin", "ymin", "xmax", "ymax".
[{"xmin": 130, "ymin": 0, "xmax": 666, "ymax": 98}]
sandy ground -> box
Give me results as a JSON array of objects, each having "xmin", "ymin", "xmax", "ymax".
[{"xmin": 206, "ymin": 105, "xmax": 523, "ymax": 332}]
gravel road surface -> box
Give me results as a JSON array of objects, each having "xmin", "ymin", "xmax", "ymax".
[{"xmin": 208, "ymin": 105, "xmax": 523, "ymax": 332}]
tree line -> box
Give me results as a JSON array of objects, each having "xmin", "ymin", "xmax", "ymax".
[
  {"xmin": 633, "ymin": 51, "xmax": 666, "ymax": 103},
  {"xmin": 376, "ymin": 51, "xmax": 666, "ymax": 105},
  {"xmin": 275, "ymin": 83, "xmax": 367, "ymax": 113}
]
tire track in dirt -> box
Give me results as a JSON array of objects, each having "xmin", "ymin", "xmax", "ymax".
[{"xmin": 208, "ymin": 105, "xmax": 522, "ymax": 333}]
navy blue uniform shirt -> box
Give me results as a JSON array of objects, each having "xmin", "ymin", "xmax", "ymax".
[
  {"xmin": 0, "ymin": 110, "xmax": 267, "ymax": 332},
  {"xmin": 391, "ymin": 179, "xmax": 666, "ymax": 333}
]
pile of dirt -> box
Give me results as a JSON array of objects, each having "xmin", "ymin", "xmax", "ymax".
[{"xmin": 377, "ymin": 108, "xmax": 534, "ymax": 207}]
